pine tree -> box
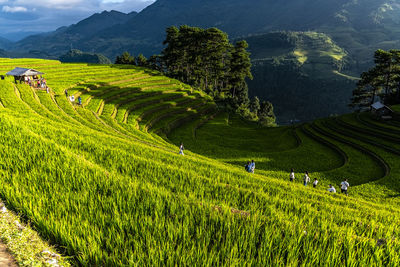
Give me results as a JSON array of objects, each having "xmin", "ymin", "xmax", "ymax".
[
  {"xmin": 162, "ymin": 26, "xmax": 184, "ymax": 80},
  {"xmin": 351, "ymin": 49, "xmax": 400, "ymax": 108},
  {"xmin": 259, "ymin": 101, "xmax": 276, "ymax": 126},
  {"xmin": 250, "ymin": 96, "xmax": 260, "ymax": 115},
  {"xmin": 115, "ymin": 51, "xmax": 135, "ymax": 65},
  {"xmin": 229, "ymin": 40, "xmax": 253, "ymax": 107},
  {"xmin": 136, "ymin": 54, "xmax": 148, "ymax": 67},
  {"xmin": 148, "ymin": 55, "xmax": 163, "ymax": 71}
]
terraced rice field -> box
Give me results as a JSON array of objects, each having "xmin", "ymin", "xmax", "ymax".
[{"xmin": 0, "ymin": 58, "xmax": 400, "ymax": 265}]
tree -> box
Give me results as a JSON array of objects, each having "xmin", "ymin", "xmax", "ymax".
[
  {"xmin": 162, "ymin": 26, "xmax": 183, "ymax": 79},
  {"xmin": 147, "ymin": 55, "xmax": 163, "ymax": 71},
  {"xmin": 161, "ymin": 26, "xmax": 253, "ymax": 108},
  {"xmin": 351, "ymin": 49, "xmax": 400, "ymax": 109},
  {"xmin": 228, "ymin": 40, "xmax": 253, "ymax": 107},
  {"xmin": 258, "ymin": 101, "xmax": 276, "ymax": 126},
  {"xmin": 350, "ymin": 68, "xmax": 382, "ymax": 110},
  {"xmin": 136, "ymin": 54, "xmax": 148, "ymax": 67},
  {"xmin": 250, "ymin": 96, "xmax": 260, "ymax": 115},
  {"xmin": 115, "ymin": 51, "xmax": 135, "ymax": 65}
]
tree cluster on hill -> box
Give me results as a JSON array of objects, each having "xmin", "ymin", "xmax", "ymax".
[
  {"xmin": 59, "ymin": 49, "xmax": 111, "ymax": 64},
  {"xmin": 351, "ymin": 49, "xmax": 400, "ymax": 110},
  {"xmin": 161, "ymin": 26, "xmax": 253, "ymax": 110},
  {"xmin": 115, "ymin": 52, "xmax": 151, "ymax": 67},
  {"xmin": 115, "ymin": 26, "xmax": 276, "ymax": 125},
  {"xmin": 249, "ymin": 97, "xmax": 276, "ymax": 126}
]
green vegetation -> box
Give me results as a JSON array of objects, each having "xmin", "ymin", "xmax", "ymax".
[
  {"xmin": 392, "ymin": 105, "xmax": 400, "ymax": 112},
  {"xmin": 351, "ymin": 49, "xmax": 400, "ymax": 109},
  {"xmin": 0, "ymin": 58, "xmax": 400, "ymax": 265}
]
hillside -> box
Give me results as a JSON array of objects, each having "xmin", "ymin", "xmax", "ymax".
[
  {"xmin": 8, "ymin": 0, "xmax": 400, "ymax": 123},
  {"xmin": 245, "ymin": 32, "xmax": 358, "ymax": 122},
  {"xmin": 0, "ymin": 37, "xmax": 12, "ymax": 50},
  {"xmin": 15, "ymin": 10, "xmax": 137, "ymax": 56},
  {"xmin": 0, "ymin": 58, "xmax": 399, "ymax": 265},
  {"xmin": 59, "ymin": 49, "xmax": 111, "ymax": 64},
  {"xmin": 13, "ymin": 0, "xmax": 400, "ymax": 60}
]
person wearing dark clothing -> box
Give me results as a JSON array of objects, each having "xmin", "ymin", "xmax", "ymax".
[
  {"xmin": 245, "ymin": 161, "xmax": 250, "ymax": 172},
  {"xmin": 313, "ymin": 178, "xmax": 318, "ymax": 188}
]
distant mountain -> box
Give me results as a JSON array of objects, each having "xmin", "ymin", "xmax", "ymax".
[
  {"xmin": 15, "ymin": 10, "xmax": 137, "ymax": 56},
  {"xmin": 0, "ymin": 37, "xmax": 12, "ymax": 50},
  {"xmin": 14, "ymin": 0, "xmax": 400, "ymax": 62},
  {"xmin": 0, "ymin": 49, "xmax": 9, "ymax": 57},
  {"xmin": 245, "ymin": 32, "xmax": 357, "ymax": 122},
  {"xmin": 1, "ymin": 31, "xmax": 43, "ymax": 42}
]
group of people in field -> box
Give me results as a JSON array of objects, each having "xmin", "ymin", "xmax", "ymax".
[
  {"xmin": 177, "ymin": 144, "xmax": 350, "ymax": 195},
  {"xmin": 290, "ymin": 168, "xmax": 350, "ymax": 195},
  {"xmin": 64, "ymin": 89, "xmax": 82, "ymax": 105},
  {"xmin": 244, "ymin": 160, "xmax": 255, "ymax": 173},
  {"xmin": 25, "ymin": 76, "xmax": 47, "ymax": 90}
]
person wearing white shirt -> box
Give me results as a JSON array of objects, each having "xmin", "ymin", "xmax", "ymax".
[
  {"xmin": 249, "ymin": 160, "xmax": 255, "ymax": 174},
  {"xmin": 303, "ymin": 171, "xmax": 310, "ymax": 186},
  {"xmin": 313, "ymin": 178, "xmax": 318, "ymax": 188},
  {"xmin": 328, "ymin": 185, "xmax": 336, "ymax": 193},
  {"xmin": 340, "ymin": 179, "xmax": 350, "ymax": 195},
  {"xmin": 289, "ymin": 168, "xmax": 295, "ymax": 182},
  {"xmin": 179, "ymin": 143, "xmax": 185, "ymax": 155}
]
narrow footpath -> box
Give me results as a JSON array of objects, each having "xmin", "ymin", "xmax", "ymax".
[{"xmin": 0, "ymin": 243, "xmax": 16, "ymax": 266}]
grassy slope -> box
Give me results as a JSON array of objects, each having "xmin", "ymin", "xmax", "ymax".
[{"xmin": 0, "ymin": 58, "xmax": 400, "ymax": 265}]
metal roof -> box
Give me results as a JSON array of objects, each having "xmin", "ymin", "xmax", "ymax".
[
  {"xmin": 371, "ymin": 101, "xmax": 385, "ymax": 110},
  {"xmin": 371, "ymin": 101, "xmax": 393, "ymax": 112},
  {"xmin": 6, "ymin": 67, "xmax": 45, "ymax": 76}
]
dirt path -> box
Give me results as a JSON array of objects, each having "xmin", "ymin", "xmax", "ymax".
[{"xmin": 0, "ymin": 243, "xmax": 16, "ymax": 266}]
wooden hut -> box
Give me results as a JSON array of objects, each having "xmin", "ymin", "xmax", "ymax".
[
  {"xmin": 371, "ymin": 101, "xmax": 393, "ymax": 120},
  {"xmin": 6, "ymin": 67, "xmax": 45, "ymax": 87}
]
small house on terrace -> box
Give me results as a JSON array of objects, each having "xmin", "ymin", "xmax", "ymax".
[
  {"xmin": 371, "ymin": 101, "xmax": 393, "ymax": 120},
  {"xmin": 6, "ymin": 67, "xmax": 45, "ymax": 88}
]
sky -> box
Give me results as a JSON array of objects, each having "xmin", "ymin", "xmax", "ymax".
[{"xmin": 0, "ymin": 0, "xmax": 155, "ymax": 41}]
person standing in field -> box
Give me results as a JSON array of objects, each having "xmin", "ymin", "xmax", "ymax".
[
  {"xmin": 78, "ymin": 96, "xmax": 82, "ymax": 105},
  {"xmin": 313, "ymin": 178, "xmax": 318, "ymax": 188},
  {"xmin": 328, "ymin": 184, "xmax": 336, "ymax": 193},
  {"xmin": 249, "ymin": 160, "xmax": 255, "ymax": 173},
  {"xmin": 65, "ymin": 89, "xmax": 68, "ymax": 97},
  {"xmin": 340, "ymin": 179, "xmax": 350, "ymax": 195},
  {"xmin": 289, "ymin": 168, "xmax": 295, "ymax": 182},
  {"xmin": 303, "ymin": 171, "xmax": 310, "ymax": 186},
  {"xmin": 179, "ymin": 143, "xmax": 185, "ymax": 155}
]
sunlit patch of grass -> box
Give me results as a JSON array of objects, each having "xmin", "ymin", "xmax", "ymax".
[{"xmin": 293, "ymin": 50, "xmax": 308, "ymax": 64}]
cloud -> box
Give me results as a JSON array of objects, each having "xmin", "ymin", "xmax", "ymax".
[
  {"xmin": 2, "ymin": 5, "xmax": 27, "ymax": 12},
  {"xmin": 14, "ymin": 0, "xmax": 85, "ymax": 9}
]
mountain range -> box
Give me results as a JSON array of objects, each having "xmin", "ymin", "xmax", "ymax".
[
  {"xmin": 5, "ymin": 0, "xmax": 400, "ymax": 121},
  {"xmin": 0, "ymin": 37, "xmax": 12, "ymax": 50}
]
